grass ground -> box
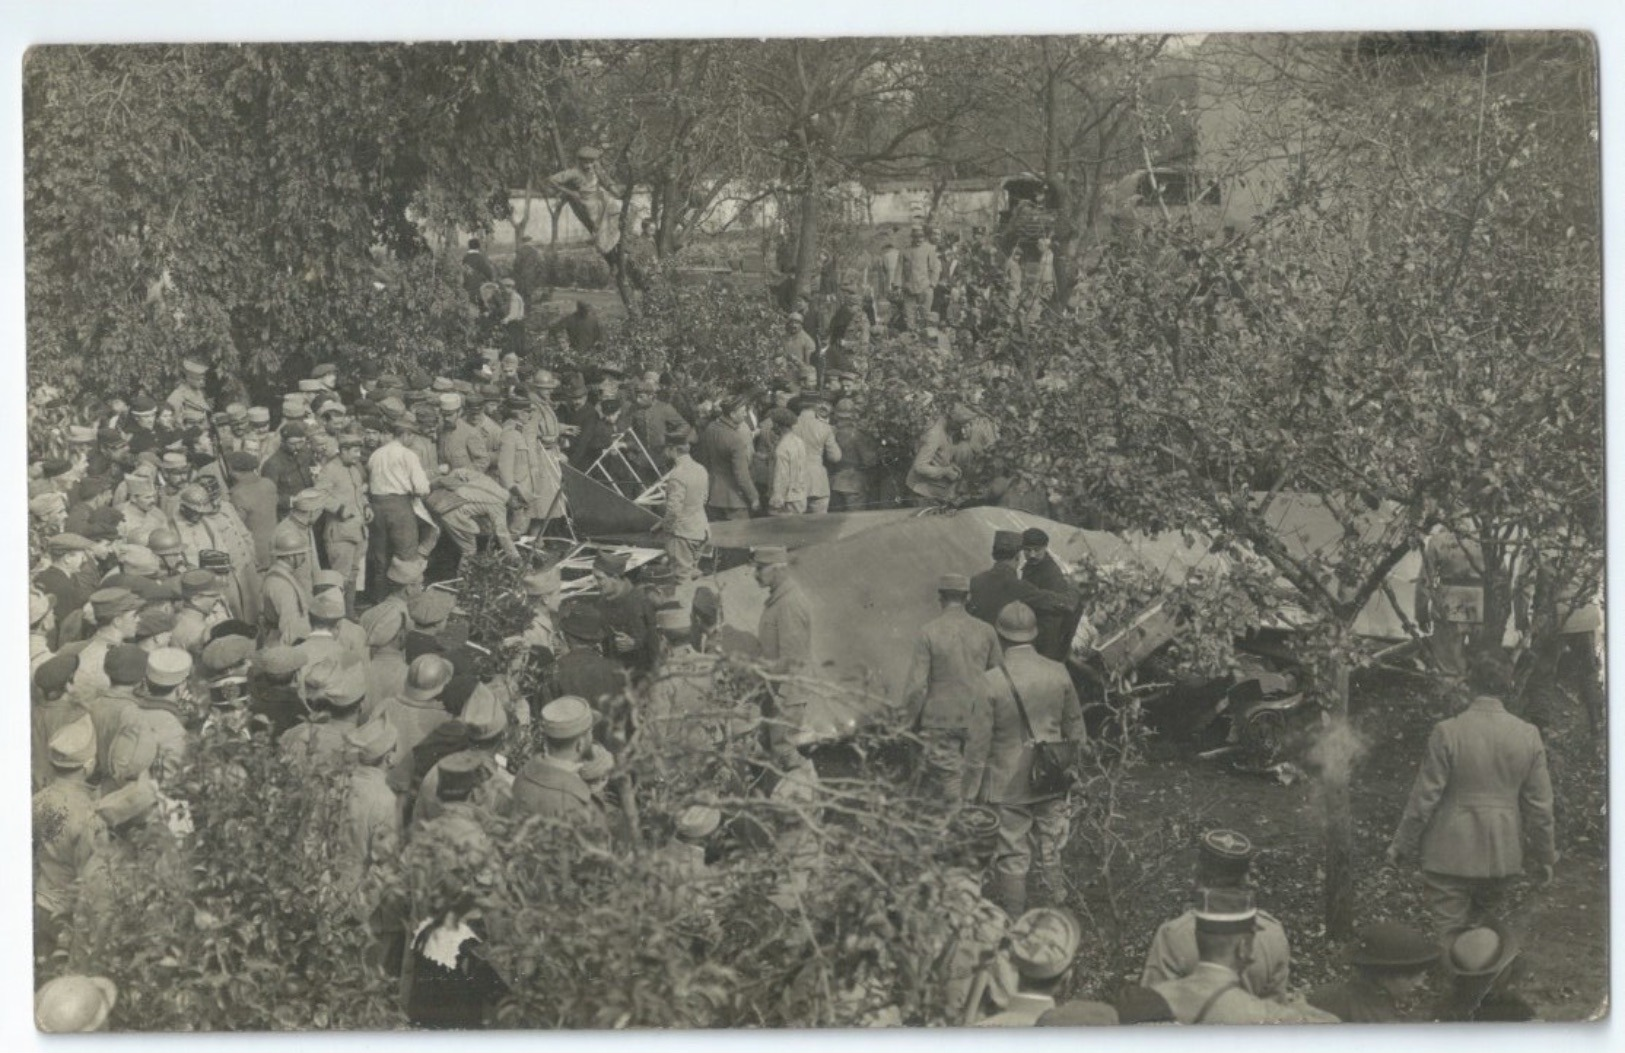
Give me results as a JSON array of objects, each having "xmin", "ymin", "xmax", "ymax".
[{"xmin": 1061, "ymin": 667, "xmax": 1609, "ymax": 1021}]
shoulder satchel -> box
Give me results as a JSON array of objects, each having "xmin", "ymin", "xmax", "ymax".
[
  {"xmin": 1193, "ymin": 981, "xmax": 1242, "ymax": 1024},
  {"xmin": 999, "ymin": 665, "xmax": 1077, "ymax": 798}
]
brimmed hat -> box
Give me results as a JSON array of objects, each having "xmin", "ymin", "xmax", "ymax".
[
  {"xmin": 1009, "ymin": 908, "xmax": 1081, "ymax": 980},
  {"xmin": 34, "ymin": 975, "xmax": 118, "ymax": 1033},
  {"xmin": 1349, "ymin": 921, "xmax": 1439, "ymax": 970},
  {"xmin": 540, "ymin": 695, "xmax": 594, "ymax": 739},
  {"xmin": 1446, "ymin": 921, "xmax": 1521, "ymax": 980}
]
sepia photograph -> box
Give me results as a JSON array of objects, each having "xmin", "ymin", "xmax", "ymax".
[{"xmin": 19, "ymin": 20, "xmax": 1607, "ymax": 1035}]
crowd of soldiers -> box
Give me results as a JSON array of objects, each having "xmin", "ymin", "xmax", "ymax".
[{"xmin": 29, "ymin": 223, "xmax": 1559, "ymax": 1030}]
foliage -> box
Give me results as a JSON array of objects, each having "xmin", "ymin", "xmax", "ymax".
[
  {"xmin": 53, "ymin": 731, "xmax": 404, "ymax": 1030},
  {"xmin": 613, "ymin": 267, "xmax": 785, "ymax": 392},
  {"xmin": 24, "ymin": 43, "xmax": 546, "ymax": 397}
]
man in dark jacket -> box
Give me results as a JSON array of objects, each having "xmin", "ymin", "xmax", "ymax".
[
  {"xmin": 227, "ymin": 451, "xmax": 279, "ymax": 574},
  {"xmin": 260, "ymin": 422, "xmax": 314, "ymax": 518},
  {"xmin": 967, "ymin": 531, "xmax": 1071, "ymax": 631},
  {"xmin": 696, "ymin": 396, "xmax": 759, "ymax": 521},
  {"xmin": 1018, "ymin": 528, "xmax": 1083, "ymax": 663}
]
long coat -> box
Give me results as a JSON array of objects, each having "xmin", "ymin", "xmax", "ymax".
[
  {"xmin": 231, "ymin": 476, "xmax": 281, "ymax": 572},
  {"xmin": 696, "ymin": 418, "xmax": 757, "ymax": 511},
  {"xmin": 902, "ymin": 605, "xmax": 1002, "ymax": 731},
  {"xmin": 176, "ymin": 507, "xmax": 261, "ymax": 623},
  {"xmin": 661, "ymin": 454, "xmax": 710, "ymax": 542},
  {"xmin": 963, "ymin": 644, "xmax": 1083, "ymax": 805},
  {"xmin": 1389, "ymin": 696, "xmax": 1556, "ymax": 878}
]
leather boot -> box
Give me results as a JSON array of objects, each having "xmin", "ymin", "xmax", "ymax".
[{"xmin": 991, "ymin": 872, "xmax": 1027, "ymax": 917}]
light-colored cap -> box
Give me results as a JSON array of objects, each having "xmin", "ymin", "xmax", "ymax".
[
  {"xmin": 145, "ymin": 647, "xmax": 194, "ymax": 688},
  {"xmin": 48, "ymin": 715, "xmax": 97, "ymax": 768},
  {"xmin": 310, "ymin": 588, "xmax": 346, "ymax": 621},
  {"xmin": 539, "ymin": 695, "xmax": 594, "ymax": 739},
  {"xmin": 438, "ymin": 392, "xmax": 464, "ymax": 411}
]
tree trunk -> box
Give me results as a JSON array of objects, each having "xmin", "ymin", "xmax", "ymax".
[
  {"xmin": 1322, "ymin": 657, "xmax": 1355, "ymax": 940},
  {"xmin": 792, "ymin": 178, "xmax": 823, "ymax": 302}
]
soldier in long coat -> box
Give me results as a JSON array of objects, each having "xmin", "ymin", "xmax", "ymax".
[
  {"xmin": 496, "ymin": 397, "xmax": 564, "ymax": 538},
  {"xmin": 259, "ymin": 531, "xmax": 313, "ymax": 647},
  {"xmin": 174, "ymin": 484, "xmax": 261, "ymax": 623}
]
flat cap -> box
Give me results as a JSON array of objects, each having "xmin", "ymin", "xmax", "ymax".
[
  {"xmin": 346, "ymin": 716, "xmax": 398, "ymax": 763},
  {"xmin": 49, "ymin": 715, "xmax": 97, "ymax": 769},
  {"xmin": 134, "ymin": 607, "xmax": 177, "ymax": 640},
  {"xmin": 539, "ymin": 695, "xmax": 594, "ymax": 739},
  {"xmin": 33, "ymin": 652, "xmax": 79, "ymax": 695},
  {"xmin": 90, "ymin": 587, "xmax": 142, "ymax": 621},
  {"xmin": 1021, "ymin": 527, "xmax": 1049, "ymax": 547},
  {"xmin": 145, "ymin": 647, "xmax": 193, "ymax": 688},
  {"xmin": 201, "ymin": 635, "xmax": 255, "ymax": 673},
  {"xmin": 255, "ymin": 645, "xmax": 307, "ymax": 678},
  {"xmin": 130, "ymin": 395, "xmax": 158, "ymax": 414},
  {"xmin": 438, "ymin": 392, "xmax": 464, "ymax": 412},
  {"xmin": 408, "ymin": 589, "xmax": 457, "ymax": 628},
  {"xmin": 995, "ymin": 601, "xmax": 1038, "ymax": 642}
]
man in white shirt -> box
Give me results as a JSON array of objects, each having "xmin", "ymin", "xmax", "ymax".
[{"xmin": 365, "ymin": 419, "xmax": 432, "ymax": 604}]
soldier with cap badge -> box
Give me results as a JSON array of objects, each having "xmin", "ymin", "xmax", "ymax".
[
  {"xmin": 511, "ymin": 696, "xmax": 609, "ymax": 834},
  {"xmin": 975, "ymin": 907, "xmax": 1086, "ymax": 1026},
  {"xmin": 1151, "ymin": 888, "xmax": 1335, "ymax": 1024},
  {"xmin": 1141, "ymin": 828, "xmax": 1293, "ymax": 1001}
]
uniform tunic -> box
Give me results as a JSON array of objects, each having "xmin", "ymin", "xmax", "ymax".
[
  {"xmin": 1141, "ymin": 908, "xmax": 1293, "ymax": 1000},
  {"xmin": 1152, "ymin": 962, "xmax": 1335, "ymax": 1025}
]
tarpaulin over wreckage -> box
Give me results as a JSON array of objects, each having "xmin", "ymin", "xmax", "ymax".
[{"xmin": 694, "ymin": 498, "xmax": 1435, "ymax": 739}]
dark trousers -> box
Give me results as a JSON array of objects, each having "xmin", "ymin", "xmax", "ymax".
[{"xmin": 367, "ymin": 494, "xmax": 420, "ymax": 600}]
